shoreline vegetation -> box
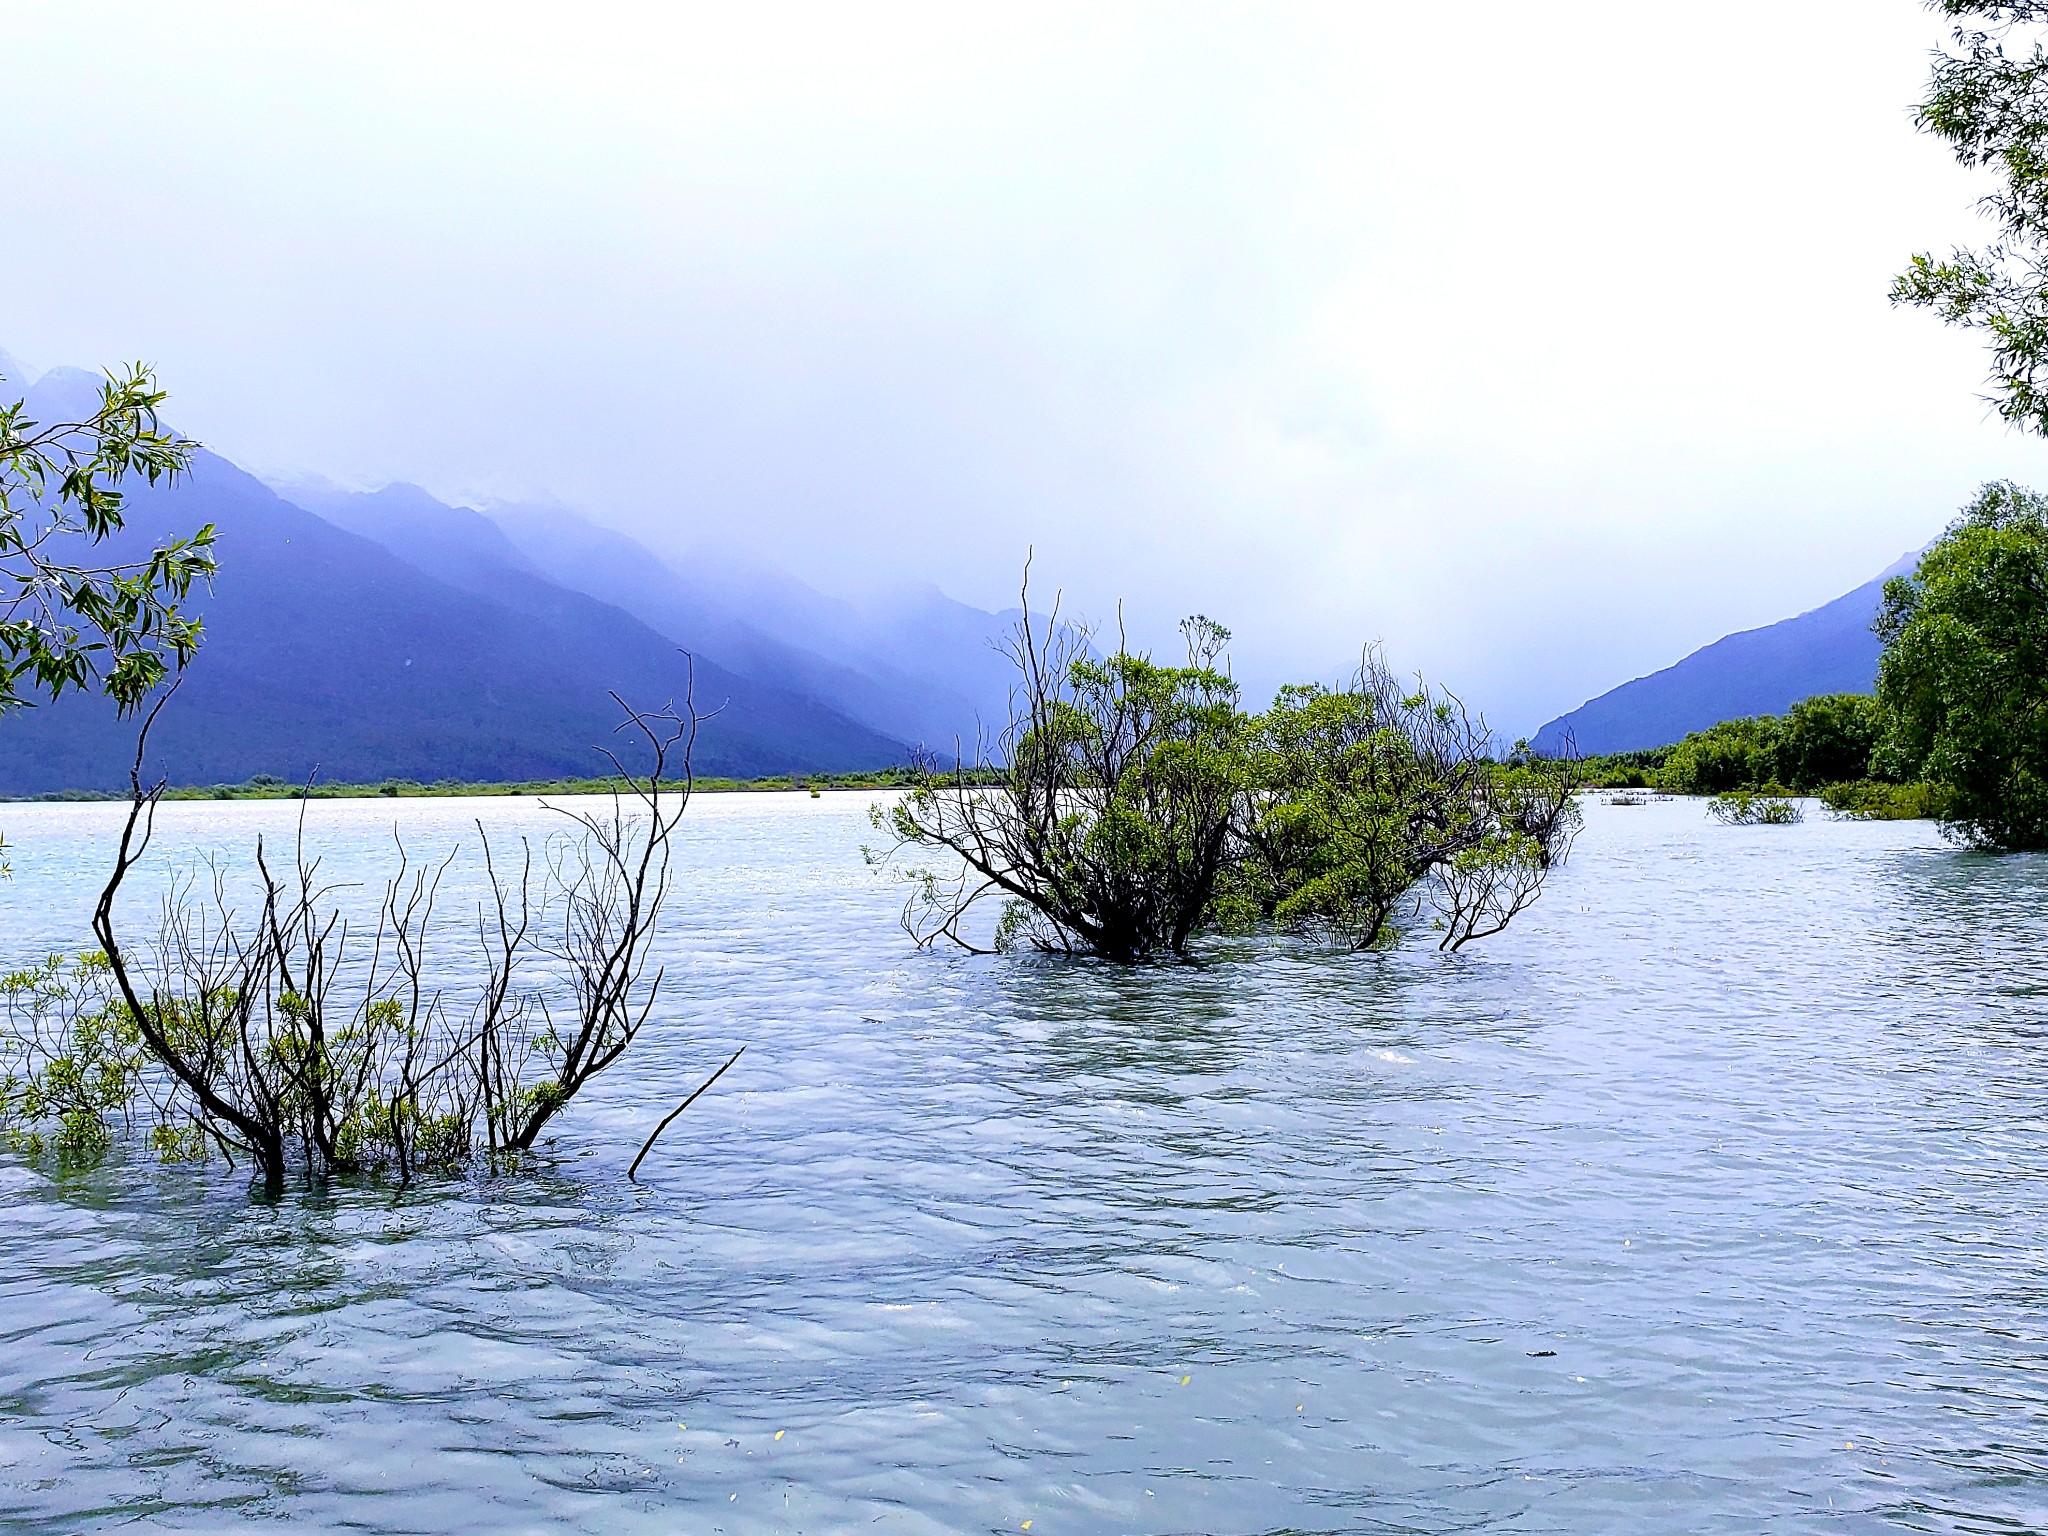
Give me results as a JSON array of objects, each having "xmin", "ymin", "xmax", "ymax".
[
  {"xmin": 1, "ymin": 764, "xmax": 999, "ymax": 804},
  {"xmin": 0, "ymin": 763, "xmax": 1912, "ymax": 810},
  {"xmin": 0, "ymin": 731, "xmax": 1934, "ymax": 816},
  {"xmin": 1574, "ymin": 692, "xmax": 1951, "ymax": 824}
]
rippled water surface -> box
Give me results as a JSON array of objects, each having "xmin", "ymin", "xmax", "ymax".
[{"xmin": 2, "ymin": 792, "xmax": 2046, "ymax": 1534}]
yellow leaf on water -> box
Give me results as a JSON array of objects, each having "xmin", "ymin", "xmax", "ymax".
[
  {"xmin": 1180, "ymin": 1376, "xmax": 1190, "ymax": 1386},
  {"xmin": 774, "ymin": 1430, "xmax": 785, "ymax": 1441}
]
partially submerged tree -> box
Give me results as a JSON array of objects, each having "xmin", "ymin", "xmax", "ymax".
[
  {"xmin": 873, "ymin": 590, "xmax": 1248, "ymax": 962},
  {"xmin": 1874, "ymin": 479, "xmax": 2048, "ymax": 849},
  {"xmin": 873, "ymin": 584, "xmax": 1580, "ymax": 961},
  {"xmin": 1, "ymin": 693, "xmax": 709, "ymax": 1184},
  {"xmin": 1235, "ymin": 657, "xmax": 1580, "ymax": 952}
]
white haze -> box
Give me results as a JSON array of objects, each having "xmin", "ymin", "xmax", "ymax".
[{"xmin": 5, "ymin": 1, "xmax": 2045, "ymax": 733}]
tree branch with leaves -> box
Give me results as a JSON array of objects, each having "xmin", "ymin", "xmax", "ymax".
[
  {"xmin": 1892, "ymin": 2, "xmax": 2048, "ymax": 430},
  {"xmin": 0, "ymin": 362, "xmax": 214, "ymax": 713}
]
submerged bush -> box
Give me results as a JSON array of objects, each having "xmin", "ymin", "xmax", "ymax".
[
  {"xmin": 875, "ymin": 604, "xmax": 1247, "ymax": 962},
  {"xmin": 873, "ymin": 584, "xmax": 1581, "ymax": 960},
  {"xmin": 0, "ymin": 953, "xmax": 147, "ymax": 1161},
  {"xmin": 48, "ymin": 696, "xmax": 714, "ymax": 1186},
  {"xmin": 1817, "ymin": 779, "xmax": 1954, "ymax": 822},
  {"xmin": 1234, "ymin": 668, "xmax": 1579, "ymax": 952},
  {"xmin": 1706, "ymin": 790, "xmax": 1803, "ymax": 826}
]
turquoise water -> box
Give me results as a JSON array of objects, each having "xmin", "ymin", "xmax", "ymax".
[{"xmin": 1, "ymin": 792, "xmax": 2044, "ymax": 1533}]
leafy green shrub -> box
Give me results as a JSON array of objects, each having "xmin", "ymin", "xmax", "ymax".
[
  {"xmin": 0, "ymin": 953, "xmax": 147, "ymax": 1161},
  {"xmin": 1706, "ymin": 790, "xmax": 1803, "ymax": 825},
  {"xmin": 877, "ymin": 595, "xmax": 1581, "ymax": 960},
  {"xmin": 1660, "ymin": 719, "xmax": 1779, "ymax": 794},
  {"xmin": 877, "ymin": 609, "xmax": 1249, "ymax": 961},
  {"xmin": 1235, "ymin": 676, "xmax": 1578, "ymax": 951},
  {"xmin": 1817, "ymin": 779, "xmax": 1954, "ymax": 821}
]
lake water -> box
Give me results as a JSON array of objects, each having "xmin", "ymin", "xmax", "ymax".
[{"xmin": 1, "ymin": 792, "xmax": 2045, "ymax": 1534}]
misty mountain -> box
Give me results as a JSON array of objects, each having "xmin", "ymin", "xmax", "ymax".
[
  {"xmin": 1532, "ymin": 550, "xmax": 1921, "ymax": 755},
  {"xmin": 276, "ymin": 479, "xmax": 1023, "ymax": 755},
  {"xmin": 484, "ymin": 503, "xmax": 1022, "ymax": 755},
  {"xmin": 0, "ymin": 369, "xmax": 907, "ymax": 791}
]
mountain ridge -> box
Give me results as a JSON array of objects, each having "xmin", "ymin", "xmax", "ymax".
[
  {"xmin": 0, "ymin": 374, "xmax": 909, "ymax": 790},
  {"xmin": 1532, "ymin": 550, "xmax": 1921, "ymax": 755}
]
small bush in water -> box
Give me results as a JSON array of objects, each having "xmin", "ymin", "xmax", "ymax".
[
  {"xmin": 0, "ymin": 953, "xmax": 148, "ymax": 1162},
  {"xmin": 1707, "ymin": 790, "xmax": 1803, "ymax": 825},
  {"xmin": 1818, "ymin": 780, "xmax": 1954, "ymax": 822}
]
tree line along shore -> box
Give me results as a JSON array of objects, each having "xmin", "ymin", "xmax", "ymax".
[{"xmin": 0, "ymin": 764, "xmax": 987, "ymax": 803}]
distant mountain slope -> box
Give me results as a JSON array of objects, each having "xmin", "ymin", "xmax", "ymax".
[
  {"xmin": 1532, "ymin": 550, "xmax": 1921, "ymax": 755},
  {"xmin": 485, "ymin": 503, "xmax": 1021, "ymax": 754},
  {"xmin": 280, "ymin": 480, "xmax": 548, "ymax": 593},
  {"xmin": 0, "ymin": 372, "xmax": 906, "ymax": 791}
]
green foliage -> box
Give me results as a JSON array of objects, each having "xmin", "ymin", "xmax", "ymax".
[
  {"xmin": 1659, "ymin": 718, "xmax": 1780, "ymax": 795},
  {"xmin": 1239, "ymin": 683, "xmax": 1416, "ymax": 949},
  {"xmin": 881, "ymin": 602, "xmax": 1580, "ymax": 961},
  {"xmin": 1705, "ymin": 790, "xmax": 1804, "ymax": 826},
  {"xmin": 1894, "ymin": 4, "xmax": 2048, "ymax": 433},
  {"xmin": 1651, "ymin": 695, "xmax": 1877, "ymax": 797},
  {"xmin": 0, "ymin": 364, "xmax": 213, "ymax": 715},
  {"xmin": 1873, "ymin": 479, "xmax": 2048, "ymax": 848},
  {"xmin": 149, "ymin": 1121, "xmax": 209, "ymax": 1163},
  {"xmin": 1234, "ymin": 679, "xmax": 1579, "ymax": 951},
  {"xmin": 1581, "ymin": 693, "xmax": 1881, "ymax": 799},
  {"xmin": 1817, "ymin": 779, "xmax": 1957, "ymax": 821},
  {"xmin": 0, "ymin": 953, "xmax": 146, "ymax": 1161},
  {"xmin": 885, "ymin": 614, "xmax": 1248, "ymax": 961},
  {"xmin": 1774, "ymin": 693, "xmax": 1881, "ymax": 790}
]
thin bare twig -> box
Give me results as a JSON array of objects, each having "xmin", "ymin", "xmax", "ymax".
[{"xmin": 627, "ymin": 1045, "xmax": 746, "ymax": 1182}]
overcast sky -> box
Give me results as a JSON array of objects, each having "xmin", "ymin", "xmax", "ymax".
[{"xmin": 6, "ymin": 2, "xmax": 2045, "ymax": 732}]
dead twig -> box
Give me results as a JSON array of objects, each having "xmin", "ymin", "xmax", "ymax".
[{"xmin": 627, "ymin": 1045, "xmax": 746, "ymax": 1182}]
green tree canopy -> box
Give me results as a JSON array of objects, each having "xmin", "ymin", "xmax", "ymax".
[
  {"xmin": 875, "ymin": 598, "xmax": 1580, "ymax": 962},
  {"xmin": 0, "ymin": 363, "xmax": 213, "ymax": 715},
  {"xmin": 879, "ymin": 609, "xmax": 1249, "ymax": 962},
  {"xmin": 1652, "ymin": 694, "xmax": 1880, "ymax": 796},
  {"xmin": 1774, "ymin": 693, "xmax": 1882, "ymax": 791},
  {"xmin": 1235, "ymin": 669, "xmax": 1578, "ymax": 952},
  {"xmin": 1875, "ymin": 479, "xmax": 2048, "ymax": 848}
]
